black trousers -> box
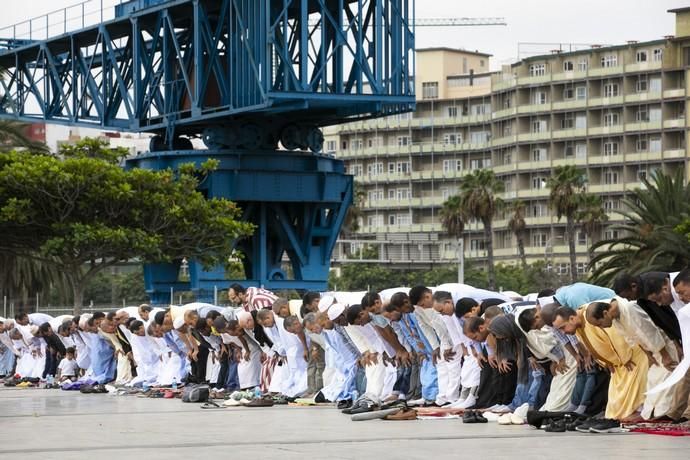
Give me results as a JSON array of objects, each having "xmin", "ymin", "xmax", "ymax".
[
  {"xmin": 188, "ymin": 344, "xmax": 210, "ymax": 384},
  {"xmin": 473, "ymin": 360, "xmax": 518, "ymax": 408}
]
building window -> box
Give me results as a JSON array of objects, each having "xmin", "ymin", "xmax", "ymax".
[
  {"xmin": 470, "ymin": 239, "xmax": 487, "ymax": 251},
  {"xmin": 341, "ymin": 140, "xmax": 348, "ymax": 150},
  {"xmin": 601, "ymin": 54, "xmax": 618, "ymax": 68},
  {"xmin": 636, "ymin": 76, "xmax": 648, "ymax": 93},
  {"xmin": 326, "ymin": 140, "xmax": 337, "ymax": 152},
  {"xmin": 603, "ymin": 83, "xmax": 619, "ymax": 97},
  {"xmin": 636, "ymin": 137, "xmax": 648, "ymax": 152},
  {"xmin": 575, "ymin": 143, "xmax": 587, "ymax": 158},
  {"xmin": 480, "ymin": 59, "xmax": 485, "ymax": 67},
  {"xmin": 352, "ymin": 139, "xmax": 363, "ymax": 150},
  {"xmin": 636, "ymin": 50, "xmax": 648, "ymax": 63},
  {"xmin": 532, "ymin": 120, "xmax": 547, "ymax": 133},
  {"xmin": 649, "ymin": 107, "xmax": 662, "ymax": 122},
  {"xmin": 650, "ymin": 137, "xmax": 662, "ymax": 152},
  {"xmin": 604, "ymin": 199, "xmax": 620, "ymax": 211},
  {"xmin": 650, "ymin": 77, "xmax": 662, "ymax": 93},
  {"xmin": 388, "ymin": 215, "xmax": 396, "ymax": 225},
  {"xmin": 564, "ymin": 87, "xmax": 574, "ymax": 100},
  {"xmin": 531, "ymin": 176, "xmax": 547, "ymax": 189},
  {"xmin": 636, "ymin": 107, "xmax": 649, "ymax": 122},
  {"xmin": 533, "ymin": 91, "xmax": 547, "ymax": 105},
  {"xmin": 578, "ymin": 59, "xmax": 588, "ymax": 71},
  {"xmin": 531, "ymin": 203, "xmax": 547, "ymax": 217},
  {"xmin": 470, "ymin": 158, "xmax": 491, "ymax": 170},
  {"xmin": 443, "ymin": 133, "xmax": 461, "ymax": 145},
  {"xmin": 397, "ymin": 161, "xmax": 411, "ymax": 174},
  {"xmin": 603, "ymin": 112, "xmax": 619, "ymax": 127},
  {"xmin": 652, "ymin": 48, "xmax": 663, "ymax": 62},
  {"xmin": 532, "ymin": 148, "xmax": 547, "ymax": 162},
  {"xmin": 577, "ymin": 231, "xmax": 587, "ymax": 245},
  {"xmin": 558, "ymin": 263, "xmax": 570, "ymax": 275},
  {"xmin": 367, "ymin": 162, "xmax": 384, "ymax": 176},
  {"xmin": 397, "ymin": 213, "xmax": 411, "ymax": 225},
  {"xmin": 576, "ymin": 86, "xmax": 587, "ymax": 100},
  {"xmin": 367, "ymin": 215, "xmax": 384, "ymax": 227},
  {"xmin": 441, "ymin": 187, "xmax": 459, "ymax": 200},
  {"xmin": 422, "ymin": 82, "xmax": 438, "ymax": 99},
  {"xmin": 603, "ymin": 142, "xmax": 619, "ymax": 156},
  {"xmin": 442, "ymin": 159, "xmax": 463, "ymax": 173},
  {"xmin": 397, "ymin": 136, "xmax": 411, "ymax": 146},
  {"xmin": 561, "ymin": 113, "xmax": 575, "ymax": 129},
  {"xmin": 350, "ymin": 164, "xmax": 363, "ymax": 176},
  {"xmin": 637, "ymin": 169, "xmax": 648, "ymax": 182},
  {"xmin": 529, "ymin": 64, "xmax": 546, "ymax": 77},
  {"xmin": 470, "ymin": 131, "xmax": 489, "ymax": 144},
  {"xmin": 604, "ymin": 171, "xmax": 619, "ymax": 184},
  {"xmin": 389, "ymin": 188, "xmax": 411, "ymax": 200},
  {"xmin": 448, "ymin": 106, "xmax": 458, "ymax": 118},
  {"xmin": 368, "ymin": 190, "xmax": 384, "ymax": 202},
  {"xmin": 532, "ymin": 233, "xmax": 548, "ymax": 247},
  {"xmin": 604, "ymin": 230, "xmax": 621, "ymax": 240},
  {"xmin": 563, "ymin": 61, "xmax": 574, "ymax": 72}
]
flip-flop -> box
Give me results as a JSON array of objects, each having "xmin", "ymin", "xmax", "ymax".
[{"xmin": 200, "ymin": 402, "xmax": 223, "ymax": 409}]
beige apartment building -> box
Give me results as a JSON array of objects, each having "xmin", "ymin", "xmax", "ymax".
[{"xmin": 327, "ymin": 8, "xmax": 690, "ymax": 276}]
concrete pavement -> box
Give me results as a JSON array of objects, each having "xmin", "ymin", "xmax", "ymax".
[{"xmin": 1, "ymin": 388, "xmax": 689, "ymax": 459}]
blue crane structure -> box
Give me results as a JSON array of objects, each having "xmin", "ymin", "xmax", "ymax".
[{"xmin": 0, "ymin": 0, "xmax": 415, "ymax": 303}]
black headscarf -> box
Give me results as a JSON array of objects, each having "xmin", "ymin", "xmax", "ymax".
[{"xmin": 636, "ymin": 298, "xmax": 682, "ymax": 343}]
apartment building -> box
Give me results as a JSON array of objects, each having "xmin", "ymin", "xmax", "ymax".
[{"xmin": 328, "ymin": 7, "xmax": 690, "ymax": 275}]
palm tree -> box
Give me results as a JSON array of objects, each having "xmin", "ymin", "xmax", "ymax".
[
  {"xmin": 547, "ymin": 165, "xmax": 587, "ymax": 283},
  {"xmin": 590, "ymin": 170, "xmax": 690, "ymax": 285},
  {"xmin": 454, "ymin": 169, "xmax": 505, "ymax": 290},
  {"xmin": 507, "ymin": 200, "xmax": 527, "ymax": 267},
  {"xmin": 341, "ymin": 182, "xmax": 366, "ymax": 237},
  {"xmin": 575, "ymin": 193, "xmax": 608, "ymax": 262},
  {"xmin": 440, "ymin": 194, "xmax": 466, "ymax": 281}
]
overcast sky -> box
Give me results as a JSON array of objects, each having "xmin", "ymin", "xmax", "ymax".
[{"xmin": 3, "ymin": 0, "xmax": 689, "ymax": 69}]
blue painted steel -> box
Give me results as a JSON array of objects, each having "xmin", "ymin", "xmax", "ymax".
[
  {"xmin": 128, "ymin": 149, "xmax": 353, "ymax": 302},
  {"xmin": 0, "ymin": 0, "xmax": 415, "ymax": 138},
  {"xmin": 0, "ymin": 0, "xmax": 414, "ymax": 302}
]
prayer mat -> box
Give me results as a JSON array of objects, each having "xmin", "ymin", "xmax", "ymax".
[{"xmin": 625, "ymin": 422, "xmax": 690, "ymax": 436}]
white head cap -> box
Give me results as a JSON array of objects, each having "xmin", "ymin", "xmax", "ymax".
[
  {"xmin": 318, "ymin": 295, "xmax": 335, "ymax": 312},
  {"xmin": 173, "ymin": 316, "xmax": 185, "ymax": 330},
  {"xmin": 327, "ymin": 303, "xmax": 345, "ymax": 321}
]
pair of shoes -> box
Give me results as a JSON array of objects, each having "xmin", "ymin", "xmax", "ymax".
[
  {"xmin": 407, "ymin": 397, "xmax": 426, "ymax": 406},
  {"xmin": 223, "ymin": 398, "xmax": 241, "ymax": 407},
  {"xmin": 342, "ymin": 398, "xmax": 368, "ymax": 414},
  {"xmin": 385, "ymin": 408, "xmax": 417, "ymax": 421},
  {"xmin": 337, "ymin": 399, "xmax": 353, "ymax": 410},
  {"xmin": 463, "ymin": 410, "xmax": 488, "ymax": 424},
  {"xmin": 349, "ymin": 399, "xmax": 376, "ymax": 415},
  {"xmin": 589, "ymin": 419, "xmax": 623, "ymax": 433},
  {"xmin": 497, "ymin": 413, "xmax": 526, "ymax": 425},
  {"xmin": 245, "ymin": 398, "xmax": 274, "ymax": 407},
  {"xmin": 545, "ymin": 419, "xmax": 566, "ymax": 432}
]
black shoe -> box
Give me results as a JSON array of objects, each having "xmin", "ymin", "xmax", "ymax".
[
  {"xmin": 314, "ymin": 391, "xmax": 328, "ymax": 403},
  {"xmin": 337, "ymin": 399, "xmax": 352, "ymax": 410},
  {"xmin": 673, "ymin": 417, "xmax": 689, "ymax": 424},
  {"xmin": 474, "ymin": 412, "xmax": 488, "ymax": 423},
  {"xmin": 566, "ymin": 417, "xmax": 587, "ymax": 432},
  {"xmin": 342, "ymin": 400, "xmax": 363, "ymax": 414},
  {"xmin": 349, "ymin": 400, "xmax": 375, "ymax": 415},
  {"xmin": 545, "ymin": 419, "xmax": 566, "ymax": 432},
  {"xmin": 589, "ymin": 419, "xmax": 621, "ymax": 433},
  {"xmin": 463, "ymin": 410, "xmax": 478, "ymax": 424},
  {"xmin": 575, "ymin": 418, "xmax": 598, "ymax": 433}
]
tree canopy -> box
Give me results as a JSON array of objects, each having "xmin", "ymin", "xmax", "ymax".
[{"xmin": 0, "ymin": 139, "xmax": 254, "ymax": 311}]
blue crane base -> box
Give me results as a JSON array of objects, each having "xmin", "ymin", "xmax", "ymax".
[{"xmin": 126, "ymin": 149, "xmax": 353, "ymax": 304}]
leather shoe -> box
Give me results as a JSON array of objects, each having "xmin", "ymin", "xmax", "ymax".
[{"xmin": 463, "ymin": 410, "xmax": 478, "ymax": 423}]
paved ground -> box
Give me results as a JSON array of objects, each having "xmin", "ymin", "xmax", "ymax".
[{"xmin": 1, "ymin": 388, "xmax": 689, "ymax": 459}]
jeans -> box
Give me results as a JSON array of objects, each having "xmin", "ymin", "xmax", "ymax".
[
  {"xmin": 571, "ymin": 368, "xmax": 597, "ymax": 407},
  {"xmin": 509, "ymin": 367, "xmax": 544, "ymax": 410},
  {"xmin": 393, "ymin": 364, "xmax": 411, "ymax": 396},
  {"xmin": 218, "ymin": 352, "xmax": 239, "ymax": 391}
]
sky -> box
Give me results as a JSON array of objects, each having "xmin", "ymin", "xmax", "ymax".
[{"xmin": 3, "ymin": 0, "xmax": 689, "ymax": 70}]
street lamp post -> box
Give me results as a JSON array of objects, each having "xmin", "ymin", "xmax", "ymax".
[{"xmin": 457, "ymin": 238, "xmax": 465, "ymax": 284}]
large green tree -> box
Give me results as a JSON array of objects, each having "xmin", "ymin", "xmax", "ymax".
[
  {"xmin": 547, "ymin": 165, "xmax": 587, "ymax": 283},
  {"xmin": 0, "ymin": 139, "xmax": 254, "ymax": 313},
  {"xmin": 508, "ymin": 199, "xmax": 528, "ymax": 267},
  {"xmin": 455, "ymin": 169, "xmax": 504, "ymax": 290},
  {"xmin": 590, "ymin": 170, "xmax": 690, "ymax": 284}
]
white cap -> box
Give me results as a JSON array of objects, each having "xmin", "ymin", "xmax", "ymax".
[
  {"xmin": 318, "ymin": 295, "xmax": 335, "ymax": 312},
  {"xmin": 0, "ymin": 316, "xmax": 5, "ymax": 323},
  {"xmin": 537, "ymin": 296, "xmax": 555, "ymax": 308},
  {"xmin": 327, "ymin": 303, "xmax": 345, "ymax": 321},
  {"xmin": 173, "ymin": 316, "xmax": 185, "ymax": 330}
]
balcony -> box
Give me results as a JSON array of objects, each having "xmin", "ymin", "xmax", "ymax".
[
  {"xmin": 357, "ymin": 223, "xmax": 443, "ymax": 234},
  {"xmin": 493, "ymin": 107, "xmax": 518, "ymax": 119},
  {"xmin": 624, "ymin": 121, "xmax": 662, "ymax": 132},
  {"xmin": 493, "ymin": 77, "xmax": 518, "ymax": 91},
  {"xmin": 551, "ymin": 99, "xmax": 588, "ymax": 111},
  {"xmin": 492, "ymin": 163, "xmax": 518, "ymax": 175},
  {"xmin": 491, "ymin": 134, "xmax": 518, "ymax": 147},
  {"xmin": 551, "ymin": 71, "xmax": 588, "ymax": 82},
  {"xmin": 663, "ymin": 149, "xmax": 686, "ymax": 159},
  {"xmin": 588, "ymin": 95, "xmax": 624, "ymax": 107},
  {"xmin": 624, "ymin": 92, "xmax": 662, "ymax": 103},
  {"xmin": 517, "ymin": 74, "xmax": 552, "ymax": 86},
  {"xmin": 588, "ymin": 183, "xmax": 626, "ymax": 193},
  {"xmin": 663, "ymin": 88, "xmax": 685, "ymax": 99},
  {"xmin": 517, "ymin": 188, "xmax": 549, "ymax": 199},
  {"xmin": 663, "ymin": 118, "xmax": 685, "ymax": 129},
  {"xmin": 588, "ymin": 65, "xmax": 624, "ymax": 77},
  {"xmin": 553, "ymin": 157, "xmax": 587, "ymax": 167},
  {"xmin": 588, "ymin": 125, "xmax": 625, "ymax": 136},
  {"xmin": 625, "ymin": 61, "xmax": 663, "ymax": 73},
  {"xmin": 518, "ymin": 160, "xmax": 551, "ymax": 171},
  {"xmin": 588, "ymin": 155, "xmax": 624, "ymax": 165},
  {"xmin": 624, "ymin": 151, "xmax": 663, "ymax": 162},
  {"xmin": 518, "ymin": 132, "xmax": 551, "ymax": 142},
  {"xmin": 552, "ymin": 128, "xmax": 587, "ymax": 139},
  {"xmin": 518, "ymin": 103, "xmax": 552, "ymax": 114}
]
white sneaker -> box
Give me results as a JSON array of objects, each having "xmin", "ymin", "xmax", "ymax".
[
  {"xmin": 435, "ymin": 397, "xmax": 450, "ymax": 406},
  {"xmin": 491, "ymin": 404, "xmax": 511, "ymax": 413},
  {"xmin": 447, "ymin": 398, "xmax": 466, "ymax": 409},
  {"xmin": 510, "ymin": 413, "xmax": 525, "ymax": 425},
  {"xmin": 239, "ymin": 398, "xmax": 252, "ymax": 405},
  {"xmin": 223, "ymin": 399, "xmax": 241, "ymax": 407},
  {"xmin": 482, "ymin": 411, "xmax": 501, "ymax": 422},
  {"xmin": 514, "ymin": 403, "xmax": 530, "ymax": 419},
  {"xmin": 456, "ymin": 395, "xmax": 477, "ymax": 409},
  {"xmin": 408, "ymin": 398, "xmax": 426, "ymax": 406},
  {"xmin": 497, "ymin": 413, "xmax": 513, "ymax": 425}
]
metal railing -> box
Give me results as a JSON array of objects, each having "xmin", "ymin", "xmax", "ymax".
[{"xmin": 0, "ymin": 0, "xmax": 127, "ymax": 42}]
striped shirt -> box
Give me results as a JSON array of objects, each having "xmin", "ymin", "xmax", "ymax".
[{"xmin": 243, "ymin": 287, "xmax": 279, "ymax": 312}]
